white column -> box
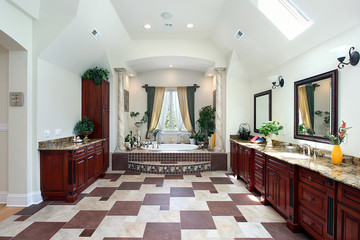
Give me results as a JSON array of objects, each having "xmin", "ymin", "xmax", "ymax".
[
  {"xmin": 114, "ymin": 68, "xmax": 127, "ymax": 152},
  {"xmin": 214, "ymin": 67, "xmax": 226, "ymax": 152}
]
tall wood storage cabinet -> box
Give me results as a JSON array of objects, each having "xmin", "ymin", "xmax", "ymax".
[{"xmin": 82, "ymin": 78, "xmax": 109, "ymax": 171}]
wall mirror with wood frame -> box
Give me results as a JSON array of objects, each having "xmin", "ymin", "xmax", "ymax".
[
  {"xmin": 294, "ymin": 69, "xmax": 338, "ymax": 143},
  {"xmin": 254, "ymin": 90, "xmax": 272, "ymax": 133}
]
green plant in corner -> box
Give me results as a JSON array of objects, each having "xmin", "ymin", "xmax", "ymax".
[
  {"xmin": 73, "ymin": 117, "xmax": 94, "ymax": 134},
  {"xmin": 82, "ymin": 66, "xmax": 110, "ymax": 85},
  {"xmin": 197, "ymin": 105, "xmax": 215, "ymax": 138},
  {"xmin": 258, "ymin": 121, "xmax": 283, "ymax": 137}
]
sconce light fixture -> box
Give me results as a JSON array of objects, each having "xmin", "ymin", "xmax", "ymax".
[
  {"xmin": 336, "ymin": 46, "xmax": 359, "ymax": 69},
  {"xmin": 271, "ymin": 76, "xmax": 284, "ymax": 89}
]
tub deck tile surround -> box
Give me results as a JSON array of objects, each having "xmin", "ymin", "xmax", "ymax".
[{"xmin": 0, "ymin": 171, "xmax": 310, "ymax": 239}]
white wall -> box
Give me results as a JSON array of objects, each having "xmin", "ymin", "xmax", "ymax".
[
  {"xmin": 249, "ymin": 24, "xmax": 360, "ymax": 157},
  {"xmin": 0, "ymin": 45, "xmax": 9, "ymax": 197},
  {"xmin": 37, "ymin": 59, "xmax": 81, "ymax": 141},
  {"xmin": 225, "ymin": 51, "xmax": 251, "ymax": 152},
  {"xmin": 126, "ymin": 69, "xmax": 214, "ymax": 140}
]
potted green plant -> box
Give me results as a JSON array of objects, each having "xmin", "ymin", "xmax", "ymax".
[
  {"xmin": 73, "ymin": 117, "xmax": 94, "ymax": 141},
  {"xmin": 193, "ymin": 130, "xmax": 205, "ymax": 145},
  {"xmin": 196, "ymin": 105, "xmax": 215, "ymax": 146},
  {"xmin": 258, "ymin": 121, "xmax": 283, "ymax": 148},
  {"xmin": 82, "ymin": 67, "xmax": 110, "ymax": 85}
]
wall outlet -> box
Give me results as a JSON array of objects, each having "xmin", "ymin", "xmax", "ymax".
[
  {"xmin": 44, "ymin": 130, "xmax": 50, "ymax": 138},
  {"xmin": 55, "ymin": 129, "xmax": 62, "ymax": 136}
]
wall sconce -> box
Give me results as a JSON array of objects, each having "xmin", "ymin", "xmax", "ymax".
[
  {"xmin": 270, "ymin": 76, "xmax": 284, "ymax": 89},
  {"xmin": 334, "ymin": 46, "xmax": 359, "ymax": 69}
]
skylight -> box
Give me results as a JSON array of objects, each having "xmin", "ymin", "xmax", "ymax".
[{"xmin": 254, "ymin": 0, "xmax": 313, "ymax": 40}]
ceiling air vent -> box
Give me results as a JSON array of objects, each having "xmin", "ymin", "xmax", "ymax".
[
  {"xmin": 91, "ymin": 28, "xmax": 101, "ymax": 40},
  {"xmin": 164, "ymin": 23, "xmax": 173, "ymax": 29},
  {"xmin": 234, "ymin": 29, "xmax": 244, "ymax": 40}
]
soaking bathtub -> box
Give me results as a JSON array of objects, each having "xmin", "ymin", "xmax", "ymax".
[{"xmin": 141, "ymin": 143, "xmax": 198, "ymax": 151}]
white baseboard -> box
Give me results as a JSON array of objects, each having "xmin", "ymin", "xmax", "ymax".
[
  {"xmin": 0, "ymin": 191, "xmax": 7, "ymax": 204},
  {"xmin": 6, "ymin": 191, "xmax": 43, "ymax": 207}
]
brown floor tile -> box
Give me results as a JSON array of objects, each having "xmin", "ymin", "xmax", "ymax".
[
  {"xmin": 165, "ymin": 175, "xmax": 184, "ymax": 179},
  {"xmin": 143, "ymin": 194, "xmax": 170, "ymax": 206},
  {"xmin": 160, "ymin": 205, "xmax": 169, "ymax": 210},
  {"xmin": 123, "ymin": 171, "xmax": 141, "ymax": 175},
  {"xmin": 108, "ymin": 201, "xmax": 143, "ymax": 216},
  {"xmin": 143, "ymin": 222, "xmax": 181, "ymax": 240},
  {"xmin": 15, "ymin": 201, "xmax": 51, "ymax": 216},
  {"xmin": 229, "ymin": 193, "xmax": 262, "ymax": 205},
  {"xmin": 64, "ymin": 210, "xmax": 108, "ymax": 229},
  {"xmin": 15, "ymin": 215, "xmax": 30, "ymax": 221},
  {"xmin": 180, "ymin": 210, "xmax": 216, "ymax": 229},
  {"xmin": 100, "ymin": 197, "xmax": 110, "ymax": 201},
  {"xmin": 194, "ymin": 172, "xmax": 202, "ymax": 177},
  {"xmin": 12, "ymin": 222, "xmax": 65, "ymax": 240},
  {"xmin": 118, "ymin": 182, "xmax": 143, "ymax": 190},
  {"xmin": 143, "ymin": 177, "xmax": 164, "ymax": 187},
  {"xmin": 0, "ymin": 237, "xmax": 12, "ymax": 240},
  {"xmin": 50, "ymin": 193, "xmax": 87, "ymax": 205},
  {"xmin": 210, "ymin": 177, "xmax": 234, "ymax": 184},
  {"xmin": 192, "ymin": 182, "xmax": 217, "ymax": 193},
  {"xmin": 103, "ymin": 173, "xmax": 123, "ymax": 181},
  {"xmin": 207, "ymin": 201, "xmax": 242, "ymax": 216},
  {"xmin": 170, "ymin": 187, "xmax": 195, "ymax": 197},
  {"xmin": 261, "ymin": 223, "xmax": 310, "ymax": 240},
  {"xmin": 87, "ymin": 187, "xmax": 117, "ymax": 197},
  {"xmin": 234, "ymin": 215, "xmax": 247, "ymax": 222},
  {"xmin": 80, "ymin": 229, "xmax": 95, "ymax": 237}
]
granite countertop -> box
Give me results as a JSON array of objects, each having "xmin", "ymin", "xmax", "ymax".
[
  {"xmin": 230, "ymin": 137, "xmax": 360, "ymax": 190},
  {"xmin": 38, "ymin": 138, "xmax": 104, "ymax": 151}
]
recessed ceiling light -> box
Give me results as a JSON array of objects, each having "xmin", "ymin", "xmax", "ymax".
[
  {"xmin": 144, "ymin": 24, "xmax": 152, "ymax": 29},
  {"xmin": 186, "ymin": 23, "xmax": 194, "ymax": 29},
  {"xmin": 169, "ymin": 65, "xmax": 173, "ymax": 68},
  {"xmin": 161, "ymin": 12, "xmax": 173, "ymax": 19}
]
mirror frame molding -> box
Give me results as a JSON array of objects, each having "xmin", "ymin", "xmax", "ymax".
[
  {"xmin": 294, "ymin": 69, "xmax": 338, "ymax": 144},
  {"xmin": 254, "ymin": 90, "xmax": 272, "ymax": 133}
]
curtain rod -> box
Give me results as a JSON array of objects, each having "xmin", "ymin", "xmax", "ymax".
[{"xmin": 141, "ymin": 84, "xmax": 200, "ymax": 92}]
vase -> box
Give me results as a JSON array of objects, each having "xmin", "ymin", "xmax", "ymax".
[
  {"xmin": 331, "ymin": 145, "xmax": 343, "ymax": 165},
  {"xmin": 266, "ymin": 135, "xmax": 273, "ymax": 148}
]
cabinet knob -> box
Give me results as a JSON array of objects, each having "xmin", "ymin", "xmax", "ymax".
[
  {"xmin": 308, "ymin": 197, "xmax": 313, "ymax": 202},
  {"xmin": 308, "ymin": 221, "xmax": 313, "ymax": 226},
  {"xmin": 308, "ymin": 176, "xmax": 312, "ymax": 181}
]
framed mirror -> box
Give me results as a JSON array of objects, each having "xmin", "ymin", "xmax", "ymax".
[
  {"xmin": 254, "ymin": 90, "xmax": 272, "ymax": 132},
  {"xmin": 294, "ymin": 69, "xmax": 338, "ymax": 143}
]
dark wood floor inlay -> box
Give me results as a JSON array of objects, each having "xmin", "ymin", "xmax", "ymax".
[
  {"xmin": 87, "ymin": 187, "xmax": 117, "ymax": 197},
  {"xmin": 143, "ymin": 222, "xmax": 181, "ymax": 240},
  {"xmin": 12, "ymin": 222, "xmax": 65, "ymax": 240},
  {"xmin": 180, "ymin": 210, "xmax": 216, "ymax": 229},
  {"xmin": 229, "ymin": 193, "xmax": 262, "ymax": 205},
  {"xmin": 170, "ymin": 187, "xmax": 195, "ymax": 197},
  {"xmin": 108, "ymin": 201, "xmax": 143, "ymax": 216},
  {"xmin": 118, "ymin": 182, "xmax": 143, "ymax": 190},
  {"xmin": 64, "ymin": 210, "xmax": 108, "ymax": 229},
  {"xmin": 207, "ymin": 201, "xmax": 243, "ymax": 216}
]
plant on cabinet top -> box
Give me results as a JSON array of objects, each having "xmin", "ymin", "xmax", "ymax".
[{"xmin": 82, "ymin": 67, "xmax": 110, "ymax": 85}]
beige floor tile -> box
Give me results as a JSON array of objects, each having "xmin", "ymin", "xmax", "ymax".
[
  {"xmin": 92, "ymin": 216, "xmax": 146, "ymax": 238},
  {"xmin": 72, "ymin": 197, "xmax": 116, "ymax": 211},
  {"xmin": 27, "ymin": 205, "xmax": 79, "ymax": 222},
  {"xmin": 109, "ymin": 190, "xmax": 146, "ymax": 201},
  {"xmin": 158, "ymin": 210, "xmax": 180, "ymax": 222},
  {"xmin": 50, "ymin": 228, "xmax": 83, "ymax": 240},
  {"xmin": 136, "ymin": 205, "xmax": 160, "ymax": 223},
  {"xmin": 163, "ymin": 180, "xmax": 192, "ymax": 188},
  {"xmin": 139, "ymin": 184, "xmax": 171, "ymax": 193},
  {"xmin": 194, "ymin": 190, "xmax": 232, "ymax": 201},
  {"xmin": 213, "ymin": 216, "xmax": 243, "ymax": 238},
  {"xmin": 237, "ymin": 205, "xmax": 287, "ymax": 222},
  {"xmin": 214, "ymin": 184, "xmax": 250, "ymax": 194},
  {"xmin": 181, "ymin": 229, "xmax": 221, "ymax": 240},
  {"xmin": 170, "ymin": 197, "xmax": 209, "ymax": 211},
  {"xmin": 0, "ymin": 215, "xmax": 33, "ymax": 237},
  {"xmin": 238, "ymin": 222, "xmax": 273, "ymax": 238}
]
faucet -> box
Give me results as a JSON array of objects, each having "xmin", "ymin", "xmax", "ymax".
[
  {"xmin": 300, "ymin": 144, "xmax": 311, "ymax": 156},
  {"xmin": 156, "ymin": 132, "xmax": 161, "ymax": 149}
]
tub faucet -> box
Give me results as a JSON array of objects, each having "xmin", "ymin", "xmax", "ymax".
[
  {"xmin": 300, "ymin": 144, "xmax": 311, "ymax": 156},
  {"xmin": 156, "ymin": 132, "xmax": 161, "ymax": 149}
]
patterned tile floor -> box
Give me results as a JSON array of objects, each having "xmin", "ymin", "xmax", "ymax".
[{"xmin": 0, "ymin": 171, "xmax": 310, "ymax": 240}]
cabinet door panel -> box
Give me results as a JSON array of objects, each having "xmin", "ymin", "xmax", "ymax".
[
  {"xmin": 95, "ymin": 150, "xmax": 103, "ymax": 176},
  {"xmin": 337, "ymin": 202, "xmax": 360, "ymax": 240},
  {"xmin": 277, "ymin": 172, "xmax": 289, "ymax": 217},
  {"xmin": 76, "ymin": 157, "xmax": 86, "ymax": 188},
  {"xmin": 266, "ymin": 167, "xmax": 277, "ymax": 206},
  {"xmin": 87, "ymin": 154, "xmax": 96, "ymax": 181}
]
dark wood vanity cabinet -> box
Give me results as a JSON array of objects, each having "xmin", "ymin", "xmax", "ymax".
[
  {"xmin": 298, "ymin": 167, "xmax": 336, "ymax": 240},
  {"xmin": 40, "ymin": 141, "xmax": 104, "ymax": 202},
  {"xmin": 82, "ymin": 78, "xmax": 109, "ymax": 172},
  {"xmin": 337, "ymin": 183, "xmax": 360, "ymax": 240},
  {"xmin": 230, "ymin": 141, "xmax": 239, "ymax": 177},
  {"xmin": 230, "ymin": 141, "xmax": 253, "ymax": 190}
]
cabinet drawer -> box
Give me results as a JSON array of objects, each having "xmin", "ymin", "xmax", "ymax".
[
  {"xmin": 75, "ymin": 147, "xmax": 86, "ymax": 158},
  {"xmin": 254, "ymin": 150, "xmax": 265, "ymax": 159},
  {"xmin": 87, "ymin": 144, "xmax": 96, "ymax": 153},
  {"xmin": 299, "ymin": 167, "xmax": 334, "ymax": 190},
  {"xmin": 299, "ymin": 182, "xmax": 326, "ymax": 219},
  {"xmin": 95, "ymin": 141, "xmax": 103, "ymax": 149},
  {"xmin": 299, "ymin": 205, "xmax": 326, "ymax": 240},
  {"xmin": 338, "ymin": 183, "xmax": 360, "ymax": 210},
  {"xmin": 267, "ymin": 157, "xmax": 288, "ymax": 175}
]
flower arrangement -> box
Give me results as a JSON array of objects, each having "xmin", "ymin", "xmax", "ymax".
[
  {"xmin": 328, "ymin": 121, "xmax": 351, "ymax": 145},
  {"xmin": 258, "ymin": 121, "xmax": 283, "ymax": 137}
]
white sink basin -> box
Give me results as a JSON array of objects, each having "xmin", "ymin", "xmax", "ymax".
[{"xmin": 276, "ymin": 152, "xmax": 311, "ymax": 160}]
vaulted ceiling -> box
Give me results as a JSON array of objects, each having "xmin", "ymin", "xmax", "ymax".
[{"xmin": 9, "ymin": 0, "xmax": 360, "ymax": 78}]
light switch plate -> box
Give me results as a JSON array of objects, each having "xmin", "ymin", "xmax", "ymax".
[{"xmin": 9, "ymin": 92, "xmax": 24, "ymax": 106}]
